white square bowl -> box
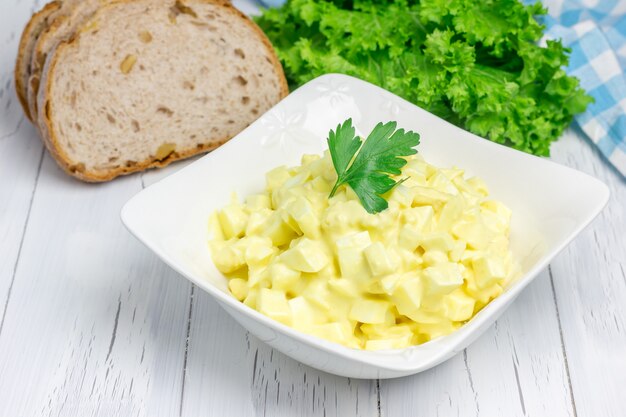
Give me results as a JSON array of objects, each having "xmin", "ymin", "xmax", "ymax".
[{"xmin": 121, "ymin": 74, "xmax": 609, "ymax": 379}]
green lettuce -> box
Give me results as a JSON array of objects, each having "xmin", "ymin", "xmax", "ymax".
[{"xmin": 256, "ymin": 0, "xmax": 593, "ymax": 156}]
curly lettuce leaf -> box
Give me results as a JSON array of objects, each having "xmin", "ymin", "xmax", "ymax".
[{"xmin": 256, "ymin": 0, "xmax": 593, "ymax": 156}]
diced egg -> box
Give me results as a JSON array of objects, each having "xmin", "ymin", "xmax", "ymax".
[
  {"xmin": 257, "ymin": 288, "xmax": 291, "ymax": 326},
  {"xmin": 209, "ymin": 152, "xmax": 517, "ymax": 350}
]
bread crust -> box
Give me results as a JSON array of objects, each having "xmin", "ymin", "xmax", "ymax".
[
  {"xmin": 27, "ymin": 0, "xmax": 104, "ymax": 124},
  {"xmin": 28, "ymin": 14, "xmax": 71, "ymax": 122},
  {"xmin": 37, "ymin": 0, "xmax": 289, "ymax": 182},
  {"xmin": 15, "ymin": 1, "xmax": 62, "ymax": 121}
]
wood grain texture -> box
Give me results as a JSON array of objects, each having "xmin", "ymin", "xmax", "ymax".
[
  {"xmin": 0, "ymin": 157, "xmax": 191, "ymax": 416},
  {"xmin": 0, "ymin": 121, "xmax": 43, "ymax": 330},
  {"xmin": 0, "ymin": 0, "xmax": 45, "ymax": 330},
  {"xmin": 548, "ymin": 129, "xmax": 626, "ymax": 417}
]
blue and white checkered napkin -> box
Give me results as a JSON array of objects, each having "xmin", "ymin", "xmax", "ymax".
[{"xmin": 537, "ymin": 0, "xmax": 626, "ymax": 177}]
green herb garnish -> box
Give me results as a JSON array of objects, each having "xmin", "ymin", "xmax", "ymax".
[
  {"xmin": 327, "ymin": 119, "xmax": 420, "ymax": 214},
  {"xmin": 256, "ymin": 0, "xmax": 593, "ymax": 156}
]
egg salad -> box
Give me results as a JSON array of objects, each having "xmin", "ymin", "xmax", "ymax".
[{"xmin": 208, "ymin": 152, "xmax": 519, "ymax": 350}]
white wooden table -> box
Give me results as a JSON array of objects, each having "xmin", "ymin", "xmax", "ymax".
[{"xmin": 1, "ymin": 1, "xmax": 624, "ymax": 416}]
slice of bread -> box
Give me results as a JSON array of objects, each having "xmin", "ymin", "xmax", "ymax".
[
  {"xmin": 15, "ymin": 1, "xmax": 62, "ymax": 121},
  {"xmin": 37, "ymin": 0, "xmax": 288, "ymax": 182},
  {"xmin": 27, "ymin": 0, "xmax": 103, "ymax": 120}
]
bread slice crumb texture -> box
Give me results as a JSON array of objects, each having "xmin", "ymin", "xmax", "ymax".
[{"xmin": 41, "ymin": 0, "xmax": 287, "ymax": 181}]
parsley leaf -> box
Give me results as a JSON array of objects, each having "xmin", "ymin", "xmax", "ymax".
[{"xmin": 328, "ymin": 119, "xmax": 420, "ymax": 214}]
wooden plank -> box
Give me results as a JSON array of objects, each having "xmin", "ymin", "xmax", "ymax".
[
  {"xmin": 0, "ymin": 156, "xmax": 191, "ymax": 416},
  {"xmin": 180, "ymin": 289, "xmax": 379, "ymax": 417},
  {"xmin": 380, "ymin": 352, "xmax": 476, "ymax": 416},
  {"xmin": 547, "ymin": 129, "xmax": 626, "ymax": 417},
  {"xmin": 380, "ymin": 269, "xmax": 574, "ymax": 417},
  {"xmin": 0, "ymin": 120, "xmax": 43, "ymax": 330},
  {"xmin": 178, "ymin": 288, "xmax": 256, "ymax": 416},
  {"xmin": 0, "ymin": 0, "xmax": 45, "ymax": 328},
  {"xmin": 247, "ymin": 337, "xmax": 379, "ymax": 417}
]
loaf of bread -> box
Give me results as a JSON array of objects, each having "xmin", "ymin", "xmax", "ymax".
[{"xmin": 15, "ymin": 0, "xmax": 288, "ymax": 182}]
